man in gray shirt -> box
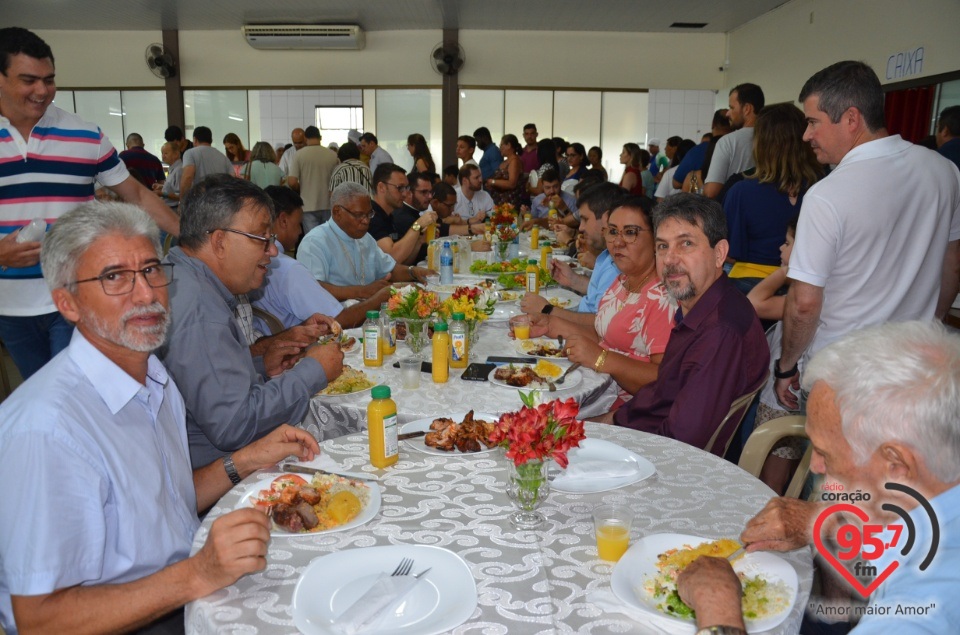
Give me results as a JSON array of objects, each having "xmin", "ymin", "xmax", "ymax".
[
  {"xmin": 160, "ymin": 175, "xmax": 344, "ymax": 468},
  {"xmin": 179, "ymin": 125, "xmax": 235, "ymax": 197},
  {"xmin": 704, "ymin": 83, "xmax": 765, "ymax": 199}
]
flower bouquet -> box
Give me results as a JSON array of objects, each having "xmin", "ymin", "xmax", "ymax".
[
  {"xmin": 488, "ymin": 393, "xmax": 585, "ymax": 527},
  {"xmin": 385, "ymin": 286, "xmax": 440, "ymax": 354},
  {"xmin": 490, "ymin": 204, "xmax": 518, "ymax": 227},
  {"xmin": 439, "ymin": 286, "xmax": 498, "ymax": 345}
]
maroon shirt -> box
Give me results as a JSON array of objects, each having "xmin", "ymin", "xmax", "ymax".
[
  {"xmin": 613, "ymin": 273, "xmax": 769, "ymax": 456},
  {"xmin": 118, "ymin": 146, "xmax": 166, "ymax": 188},
  {"xmin": 520, "ymin": 146, "xmax": 540, "ymax": 174}
]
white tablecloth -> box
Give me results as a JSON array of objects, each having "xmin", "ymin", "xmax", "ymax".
[
  {"xmin": 302, "ymin": 288, "xmax": 617, "ymax": 441},
  {"xmin": 186, "ymin": 423, "xmax": 813, "ymax": 634}
]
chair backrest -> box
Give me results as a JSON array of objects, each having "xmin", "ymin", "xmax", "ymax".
[
  {"xmin": 738, "ymin": 415, "xmax": 812, "ymax": 498},
  {"xmin": 252, "ymin": 307, "xmax": 285, "ymax": 336},
  {"xmin": 704, "ymin": 371, "xmax": 768, "ymax": 457},
  {"xmin": 163, "ymin": 232, "xmax": 176, "ymax": 256}
]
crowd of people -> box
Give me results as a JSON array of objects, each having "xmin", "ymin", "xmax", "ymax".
[{"xmin": 1, "ymin": 25, "xmax": 960, "ymax": 635}]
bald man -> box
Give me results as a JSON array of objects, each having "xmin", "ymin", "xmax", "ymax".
[{"xmin": 279, "ymin": 127, "xmax": 306, "ymax": 176}]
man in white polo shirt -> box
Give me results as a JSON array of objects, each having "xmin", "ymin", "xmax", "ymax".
[{"xmin": 774, "ymin": 60, "xmax": 960, "ymax": 410}]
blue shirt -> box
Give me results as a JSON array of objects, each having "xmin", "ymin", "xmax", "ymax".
[
  {"xmin": 854, "ymin": 484, "xmax": 960, "ymax": 634},
  {"xmin": 530, "ymin": 190, "xmax": 578, "ymax": 219},
  {"xmin": 673, "ymin": 141, "xmax": 709, "ymax": 186},
  {"xmin": 723, "ymin": 179, "xmax": 804, "ymax": 266},
  {"xmin": 938, "ymin": 138, "xmax": 960, "ymax": 174},
  {"xmin": 479, "ymin": 144, "xmax": 503, "ymax": 181},
  {"xmin": 0, "ymin": 331, "xmax": 199, "ymax": 634},
  {"xmin": 297, "ymin": 220, "xmax": 396, "ymax": 286},
  {"xmin": 578, "ymin": 250, "xmax": 620, "ymax": 313},
  {"xmin": 250, "ymin": 241, "xmax": 343, "ymax": 331}
]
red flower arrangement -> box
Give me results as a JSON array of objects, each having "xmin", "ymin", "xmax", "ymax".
[
  {"xmin": 490, "ymin": 204, "xmax": 518, "ymax": 227},
  {"xmin": 488, "ymin": 396, "xmax": 585, "ymax": 468}
]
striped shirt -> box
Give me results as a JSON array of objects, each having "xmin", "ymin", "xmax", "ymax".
[
  {"xmin": 0, "ymin": 105, "xmax": 128, "ymax": 315},
  {"xmin": 329, "ymin": 158, "xmax": 373, "ymax": 197}
]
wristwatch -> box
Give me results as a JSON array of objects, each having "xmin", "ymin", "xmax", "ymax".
[
  {"xmin": 774, "ymin": 357, "xmax": 798, "ymax": 379},
  {"xmin": 696, "ymin": 628, "xmax": 747, "ymax": 635},
  {"xmin": 223, "ymin": 453, "xmax": 242, "ymax": 485},
  {"xmin": 541, "ymin": 304, "xmax": 554, "ymax": 314},
  {"xmin": 411, "ymin": 222, "xmax": 422, "ymax": 234}
]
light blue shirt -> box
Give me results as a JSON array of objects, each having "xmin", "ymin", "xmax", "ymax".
[
  {"xmin": 578, "ymin": 250, "xmax": 620, "ymax": 313},
  {"xmin": 852, "ymin": 484, "xmax": 960, "ymax": 634},
  {"xmin": 250, "ymin": 241, "xmax": 343, "ymax": 331},
  {"xmin": 530, "ymin": 190, "xmax": 578, "ymax": 219},
  {"xmin": 0, "ymin": 330, "xmax": 199, "ymax": 635},
  {"xmin": 479, "ymin": 144, "xmax": 503, "ymax": 181},
  {"xmin": 297, "ymin": 220, "xmax": 396, "ymax": 287}
]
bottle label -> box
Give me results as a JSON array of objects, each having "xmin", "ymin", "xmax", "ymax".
[
  {"xmin": 364, "ymin": 328, "xmax": 380, "ymax": 360},
  {"xmin": 451, "ymin": 332, "xmax": 467, "ymax": 362},
  {"xmin": 389, "ymin": 323, "xmax": 397, "ymax": 347},
  {"xmin": 526, "ymin": 272, "xmax": 538, "ymax": 293},
  {"xmin": 383, "ymin": 412, "xmax": 398, "ymax": 457}
]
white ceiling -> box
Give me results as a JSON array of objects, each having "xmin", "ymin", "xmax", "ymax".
[{"xmin": 12, "ymin": 0, "xmax": 791, "ymax": 33}]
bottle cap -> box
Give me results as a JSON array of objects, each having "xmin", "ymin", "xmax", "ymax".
[
  {"xmin": 541, "ymin": 241, "xmax": 551, "ymax": 247},
  {"xmin": 366, "ymin": 310, "xmax": 380, "ymax": 319},
  {"xmin": 528, "ymin": 259, "xmax": 537, "ymax": 265},
  {"xmin": 443, "ymin": 241, "xmax": 450, "ymax": 247},
  {"xmin": 371, "ymin": 385, "xmax": 391, "ymax": 399},
  {"xmin": 434, "ymin": 321, "xmax": 448, "ymax": 331},
  {"xmin": 452, "ymin": 312, "xmax": 465, "ymax": 320}
]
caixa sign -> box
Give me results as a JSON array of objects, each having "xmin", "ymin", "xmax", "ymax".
[{"xmin": 886, "ymin": 47, "xmax": 924, "ymax": 81}]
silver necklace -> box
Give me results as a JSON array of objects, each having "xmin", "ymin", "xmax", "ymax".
[{"xmin": 332, "ymin": 230, "xmax": 365, "ymax": 284}]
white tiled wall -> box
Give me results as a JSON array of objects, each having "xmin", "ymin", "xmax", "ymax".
[
  {"xmin": 646, "ymin": 89, "xmax": 718, "ymax": 146},
  {"xmin": 257, "ymin": 89, "xmax": 363, "ymax": 147}
]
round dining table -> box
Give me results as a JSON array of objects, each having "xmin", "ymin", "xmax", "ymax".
[
  {"xmin": 185, "ymin": 422, "xmax": 813, "ymax": 634},
  {"xmin": 301, "ymin": 286, "xmax": 619, "ymax": 442}
]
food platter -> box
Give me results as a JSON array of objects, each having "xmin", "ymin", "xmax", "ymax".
[
  {"xmin": 399, "ymin": 412, "xmax": 500, "ymax": 456},
  {"xmin": 316, "ymin": 367, "xmax": 378, "ymax": 396},
  {"xmin": 515, "ymin": 338, "xmax": 567, "ymax": 359},
  {"xmin": 488, "ymin": 363, "xmax": 581, "ymax": 391}
]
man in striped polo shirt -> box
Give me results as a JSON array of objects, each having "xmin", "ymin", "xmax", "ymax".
[{"xmin": 0, "ymin": 27, "xmax": 180, "ymax": 379}]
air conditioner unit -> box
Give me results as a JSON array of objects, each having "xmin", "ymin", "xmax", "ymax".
[{"xmin": 242, "ymin": 25, "xmax": 365, "ymax": 50}]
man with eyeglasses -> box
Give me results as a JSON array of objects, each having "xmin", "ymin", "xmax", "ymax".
[
  {"xmin": 160, "ymin": 175, "xmax": 343, "ymax": 469},
  {"xmin": 0, "ymin": 200, "xmax": 321, "ymax": 635},
  {"xmin": 368, "ymin": 163, "xmax": 437, "ymax": 266},
  {"xmin": 297, "ymin": 182, "xmax": 433, "ymax": 302}
]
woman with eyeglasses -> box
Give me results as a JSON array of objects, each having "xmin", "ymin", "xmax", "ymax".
[
  {"xmin": 406, "ymin": 133, "xmax": 436, "ymax": 175},
  {"xmin": 561, "ymin": 142, "xmax": 587, "ymax": 195},
  {"xmin": 517, "ymin": 197, "xmax": 675, "ymax": 407},
  {"xmin": 485, "ymin": 134, "xmax": 525, "ymax": 208}
]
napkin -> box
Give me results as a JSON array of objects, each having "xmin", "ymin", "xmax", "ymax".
[
  {"xmin": 561, "ymin": 460, "xmax": 641, "ymax": 479},
  {"xmin": 331, "ymin": 572, "xmax": 422, "ymax": 634},
  {"xmin": 587, "ymin": 589, "xmax": 684, "ymax": 635},
  {"xmin": 288, "ymin": 453, "xmax": 342, "ymax": 473}
]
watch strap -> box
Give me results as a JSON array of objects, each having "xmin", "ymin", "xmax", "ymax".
[
  {"xmin": 774, "ymin": 357, "xmax": 799, "ymax": 379},
  {"xmin": 696, "ymin": 627, "xmax": 747, "ymax": 635},
  {"xmin": 223, "ymin": 453, "xmax": 242, "ymax": 485},
  {"xmin": 541, "ymin": 304, "xmax": 555, "ymax": 314}
]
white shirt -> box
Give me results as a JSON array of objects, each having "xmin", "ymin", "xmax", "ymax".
[
  {"xmin": 454, "ymin": 188, "xmax": 495, "ymax": 219},
  {"xmin": 789, "ymin": 135, "xmax": 960, "ymax": 359}
]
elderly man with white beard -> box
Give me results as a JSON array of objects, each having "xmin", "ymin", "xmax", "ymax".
[{"xmin": 0, "ymin": 201, "xmax": 321, "ymax": 635}]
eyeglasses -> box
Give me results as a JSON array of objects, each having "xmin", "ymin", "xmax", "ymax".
[
  {"xmin": 385, "ymin": 182, "xmax": 411, "ymax": 193},
  {"xmin": 338, "ymin": 205, "xmax": 375, "ymax": 221},
  {"xmin": 207, "ymin": 228, "xmax": 277, "ymax": 252},
  {"xmin": 565, "ymin": 153, "xmax": 580, "ymax": 159},
  {"xmin": 604, "ymin": 225, "xmax": 649, "ymax": 244},
  {"xmin": 73, "ymin": 263, "xmax": 174, "ymax": 296}
]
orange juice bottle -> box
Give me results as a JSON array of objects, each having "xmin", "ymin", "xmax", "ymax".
[
  {"xmin": 431, "ymin": 322, "xmax": 450, "ymax": 383},
  {"xmin": 425, "ymin": 222, "xmax": 436, "ymax": 243},
  {"xmin": 525, "ymin": 259, "xmax": 540, "ymax": 294},
  {"xmin": 368, "ymin": 385, "xmax": 398, "ymax": 468},
  {"xmin": 540, "ymin": 240, "xmax": 553, "ymax": 271},
  {"xmin": 530, "ymin": 225, "xmax": 539, "ymax": 248},
  {"xmin": 427, "ymin": 239, "xmax": 437, "ymax": 271},
  {"xmin": 362, "ymin": 310, "xmax": 383, "ymax": 367},
  {"xmin": 449, "ymin": 312, "xmax": 469, "ymax": 369}
]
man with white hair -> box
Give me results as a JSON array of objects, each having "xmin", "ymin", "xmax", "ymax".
[
  {"xmin": 678, "ymin": 320, "xmax": 960, "ymax": 634},
  {"xmin": 0, "ymin": 201, "xmax": 320, "ymax": 635}
]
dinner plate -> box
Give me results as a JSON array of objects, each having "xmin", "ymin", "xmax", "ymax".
[
  {"xmin": 316, "ymin": 369, "xmax": 380, "ymax": 397},
  {"xmin": 399, "ymin": 412, "xmax": 500, "ymax": 456},
  {"xmin": 549, "ymin": 438, "xmax": 655, "ymax": 493},
  {"xmin": 292, "ymin": 544, "xmax": 477, "ymax": 635},
  {"xmin": 611, "ymin": 533, "xmax": 799, "ymax": 634},
  {"xmin": 515, "ymin": 338, "xmax": 567, "ymax": 359},
  {"xmin": 517, "ymin": 296, "xmax": 571, "ymax": 309},
  {"xmin": 486, "ymin": 302, "xmax": 522, "ymax": 323},
  {"xmin": 487, "ymin": 364, "xmax": 582, "ymax": 391},
  {"xmin": 236, "ymin": 475, "xmax": 382, "ymax": 538}
]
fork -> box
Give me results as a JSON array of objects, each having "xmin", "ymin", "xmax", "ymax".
[
  {"xmin": 391, "ymin": 558, "xmax": 414, "ymax": 576},
  {"xmin": 547, "ymin": 361, "xmax": 581, "ymax": 392}
]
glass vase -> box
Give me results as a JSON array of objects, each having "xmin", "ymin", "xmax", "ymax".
[
  {"xmin": 401, "ymin": 318, "xmax": 430, "ymax": 355},
  {"xmin": 507, "ymin": 459, "xmax": 549, "ymax": 529},
  {"xmin": 496, "ymin": 240, "xmax": 511, "ymax": 262},
  {"xmin": 467, "ymin": 319, "xmax": 482, "ymax": 347}
]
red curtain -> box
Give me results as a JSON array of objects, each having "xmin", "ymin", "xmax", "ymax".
[{"xmin": 884, "ymin": 86, "xmax": 934, "ymax": 143}]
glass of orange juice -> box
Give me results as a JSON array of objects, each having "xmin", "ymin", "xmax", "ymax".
[
  {"xmin": 513, "ymin": 315, "xmax": 531, "ymax": 340},
  {"xmin": 593, "ymin": 504, "xmax": 633, "ymax": 561}
]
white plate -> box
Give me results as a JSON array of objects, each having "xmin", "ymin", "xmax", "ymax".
[
  {"xmin": 549, "ymin": 438, "xmax": 655, "ymax": 493},
  {"xmin": 292, "ymin": 544, "xmax": 478, "ymax": 635},
  {"xmin": 316, "ymin": 369, "xmax": 380, "ymax": 397},
  {"xmin": 611, "ymin": 533, "xmax": 799, "ymax": 634},
  {"xmin": 236, "ymin": 475, "xmax": 382, "ymax": 538},
  {"xmin": 487, "ymin": 302, "xmax": 522, "ymax": 322},
  {"xmin": 515, "ymin": 338, "xmax": 568, "ymax": 359},
  {"xmin": 487, "ymin": 364, "xmax": 582, "ymax": 391},
  {"xmin": 517, "ymin": 296, "xmax": 572, "ymax": 309},
  {"xmin": 400, "ymin": 412, "xmax": 499, "ymax": 456}
]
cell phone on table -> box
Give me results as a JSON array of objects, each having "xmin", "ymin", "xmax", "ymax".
[
  {"xmin": 461, "ymin": 362, "xmax": 496, "ymax": 381},
  {"xmin": 485, "ymin": 356, "xmax": 533, "ymax": 365},
  {"xmin": 392, "ymin": 360, "xmax": 433, "ymax": 373}
]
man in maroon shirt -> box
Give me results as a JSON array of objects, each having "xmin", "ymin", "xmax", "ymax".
[
  {"xmin": 612, "ymin": 193, "xmax": 768, "ymax": 456},
  {"xmin": 118, "ymin": 132, "xmax": 166, "ymax": 189}
]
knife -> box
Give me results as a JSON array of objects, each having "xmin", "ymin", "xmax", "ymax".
[
  {"xmin": 281, "ymin": 463, "xmax": 378, "ymax": 482},
  {"xmin": 398, "ymin": 430, "xmax": 427, "ymax": 441},
  {"xmin": 726, "ymin": 545, "xmax": 747, "ymax": 562}
]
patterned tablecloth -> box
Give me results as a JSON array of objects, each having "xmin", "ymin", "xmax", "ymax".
[
  {"xmin": 186, "ymin": 423, "xmax": 813, "ymax": 634},
  {"xmin": 301, "ymin": 287, "xmax": 619, "ymax": 442}
]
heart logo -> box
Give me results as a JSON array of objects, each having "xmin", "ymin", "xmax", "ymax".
[{"xmin": 813, "ymin": 503, "xmax": 899, "ymax": 598}]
